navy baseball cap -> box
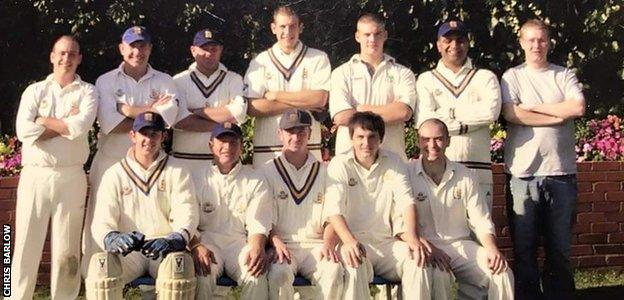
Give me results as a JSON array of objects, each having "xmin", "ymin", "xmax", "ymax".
[
  {"xmin": 193, "ymin": 28, "xmax": 223, "ymax": 46},
  {"xmin": 437, "ymin": 20, "xmax": 468, "ymax": 38},
  {"xmin": 133, "ymin": 112, "xmax": 165, "ymax": 132},
  {"xmin": 279, "ymin": 109, "xmax": 312, "ymax": 130},
  {"xmin": 211, "ymin": 122, "xmax": 243, "ymax": 139},
  {"xmin": 122, "ymin": 26, "xmax": 151, "ymax": 44}
]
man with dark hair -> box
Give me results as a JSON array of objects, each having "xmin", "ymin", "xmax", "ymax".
[
  {"xmin": 409, "ymin": 118, "xmax": 514, "ymax": 299},
  {"xmin": 244, "ymin": 5, "xmax": 331, "ymax": 167},
  {"xmin": 330, "ymin": 14, "xmax": 416, "ymax": 160},
  {"xmin": 416, "ymin": 20, "xmax": 501, "ymax": 208},
  {"xmin": 13, "ymin": 35, "xmax": 98, "ymax": 299},
  {"xmin": 324, "ymin": 111, "xmax": 438, "ymax": 299},
  {"xmin": 501, "ymin": 19, "xmax": 585, "ymax": 299}
]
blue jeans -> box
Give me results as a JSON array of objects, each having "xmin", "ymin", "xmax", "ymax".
[{"xmin": 506, "ymin": 174, "xmax": 577, "ymax": 300}]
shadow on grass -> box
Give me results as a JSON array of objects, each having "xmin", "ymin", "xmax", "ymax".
[{"xmin": 576, "ymin": 285, "xmax": 624, "ymax": 299}]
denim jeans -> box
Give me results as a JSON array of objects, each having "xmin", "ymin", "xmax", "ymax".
[{"xmin": 506, "ymin": 174, "xmax": 577, "ymax": 300}]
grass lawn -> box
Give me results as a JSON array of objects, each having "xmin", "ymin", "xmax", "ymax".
[{"xmin": 21, "ymin": 268, "xmax": 624, "ymax": 299}]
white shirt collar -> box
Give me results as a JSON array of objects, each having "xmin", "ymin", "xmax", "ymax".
[
  {"xmin": 125, "ymin": 149, "xmax": 168, "ymax": 173},
  {"xmin": 435, "ymin": 58, "xmax": 473, "ymax": 79},
  {"xmin": 116, "ymin": 62, "xmax": 156, "ymax": 82},
  {"xmin": 271, "ymin": 41, "xmax": 304, "ymax": 58}
]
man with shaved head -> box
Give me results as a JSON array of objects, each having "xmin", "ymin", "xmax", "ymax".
[{"xmin": 12, "ymin": 35, "xmax": 98, "ymax": 299}]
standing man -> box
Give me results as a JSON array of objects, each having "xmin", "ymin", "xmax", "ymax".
[
  {"xmin": 416, "ymin": 20, "xmax": 501, "ymax": 208},
  {"xmin": 324, "ymin": 112, "xmax": 439, "ymax": 299},
  {"xmin": 172, "ymin": 28, "xmax": 247, "ymax": 175},
  {"xmin": 12, "ymin": 35, "xmax": 97, "ymax": 299},
  {"xmin": 330, "ymin": 13, "xmax": 416, "ymax": 160},
  {"xmin": 84, "ymin": 26, "xmax": 180, "ymax": 273},
  {"xmin": 190, "ymin": 123, "xmax": 271, "ymax": 300},
  {"xmin": 501, "ymin": 19, "xmax": 585, "ymax": 299},
  {"xmin": 409, "ymin": 118, "xmax": 514, "ymax": 299},
  {"xmin": 244, "ymin": 6, "xmax": 331, "ymax": 167},
  {"xmin": 261, "ymin": 109, "xmax": 344, "ymax": 299},
  {"xmin": 86, "ymin": 112, "xmax": 198, "ymax": 299}
]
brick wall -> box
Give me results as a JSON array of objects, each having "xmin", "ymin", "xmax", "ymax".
[{"xmin": 1, "ymin": 161, "xmax": 623, "ymax": 285}]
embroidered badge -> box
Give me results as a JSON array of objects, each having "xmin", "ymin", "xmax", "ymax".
[
  {"xmin": 122, "ymin": 186, "xmax": 132, "ymax": 196},
  {"xmin": 314, "ymin": 192, "xmax": 324, "ymax": 204},
  {"xmin": 224, "ymin": 122, "xmax": 232, "ymax": 129},
  {"xmin": 416, "ymin": 192, "xmax": 427, "ymax": 202},
  {"xmin": 204, "ymin": 30, "xmax": 213, "ymax": 39},
  {"xmin": 115, "ymin": 89, "xmax": 124, "ymax": 97},
  {"xmin": 387, "ymin": 75, "xmax": 394, "ymax": 83},
  {"xmin": 434, "ymin": 89, "xmax": 443, "ymax": 96},
  {"xmin": 450, "ymin": 21, "xmax": 458, "ymax": 28},
  {"xmin": 265, "ymin": 72, "xmax": 273, "ymax": 80},
  {"xmin": 453, "ymin": 187, "xmax": 462, "ymax": 199},
  {"xmin": 348, "ymin": 178, "xmax": 357, "ymax": 186},
  {"xmin": 236, "ymin": 202, "xmax": 247, "ymax": 214},
  {"xmin": 40, "ymin": 100, "xmax": 48, "ymax": 109},
  {"xmin": 158, "ymin": 179, "xmax": 166, "ymax": 191},
  {"xmin": 278, "ymin": 190, "xmax": 288, "ymax": 200},
  {"xmin": 288, "ymin": 112, "xmax": 298, "ymax": 122},
  {"xmin": 145, "ymin": 112, "xmax": 154, "ymax": 121},
  {"xmin": 150, "ymin": 89, "xmax": 161, "ymax": 100},
  {"xmin": 202, "ymin": 202, "xmax": 215, "ymax": 213},
  {"xmin": 383, "ymin": 171, "xmax": 394, "ymax": 182},
  {"xmin": 132, "ymin": 26, "xmax": 142, "ymax": 34},
  {"xmin": 174, "ymin": 256, "xmax": 184, "ymax": 273}
]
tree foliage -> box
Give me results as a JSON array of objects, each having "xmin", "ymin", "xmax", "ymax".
[{"xmin": 1, "ymin": 0, "xmax": 622, "ymax": 134}]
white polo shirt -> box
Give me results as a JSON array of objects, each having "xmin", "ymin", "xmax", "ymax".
[
  {"xmin": 91, "ymin": 150, "xmax": 198, "ymax": 250},
  {"xmin": 330, "ymin": 54, "xmax": 416, "ymax": 160},
  {"xmin": 408, "ymin": 158, "xmax": 495, "ymax": 243},
  {"xmin": 416, "ymin": 59, "xmax": 501, "ymax": 184},
  {"xmin": 16, "ymin": 74, "xmax": 98, "ymax": 167},
  {"xmin": 172, "ymin": 62, "xmax": 246, "ymax": 159},
  {"xmin": 95, "ymin": 64, "xmax": 179, "ymax": 159},
  {"xmin": 244, "ymin": 42, "xmax": 331, "ymax": 163},
  {"xmin": 324, "ymin": 150, "xmax": 415, "ymax": 242},
  {"xmin": 261, "ymin": 154, "xmax": 327, "ymax": 244}
]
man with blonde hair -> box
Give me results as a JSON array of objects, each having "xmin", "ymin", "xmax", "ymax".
[{"xmin": 502, "ymin": 19, "xmax": 585, "ymax": 299}]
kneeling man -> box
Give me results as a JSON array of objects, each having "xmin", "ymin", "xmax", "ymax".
[
  {"xmin": 86, "ymin": 112, "xmax": 198, "ymax": 299},
  {"xmin": 261, "ymin": 109, "xmax": 344, "ymax": 299},
  {"xmin": 190, "ymin": 122, "xmax": 272, "ymax": 300},
  {"xmin": 409, "ymin": 118, "xmax": 514, "ymax": 299}
]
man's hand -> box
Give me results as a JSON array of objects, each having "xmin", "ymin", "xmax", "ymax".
[
  {"xmin": 271, "ymin": 236, "xmax": 291, "ymax": 264},
  {"xmin": 405, "ymin": 238, "xmax": 429, "ymax": 268},
  {"xmin": 151, "ymin": 93, "xmax": 173, "ymax": 108},
  {"xmin": 191, "ymin": 244, "xmax": 216, "ymax": 276},
  {"xmin": 244, "ymin": 245, "xmax": 268, "ymax": 277},
  {"xmin": 341, "ymin": 241, "xmax": 366, "ymax": 268},
  {"xmin": 104, "ymin": 231, "xmax": 145, "ymax": 256},
  {"xmin": 485, "ymin": 246, "xmax": 508, "ymax": 275},
  {"xmin": 319, "ymin": 242, "xmax": 339, "ymax": 263},
  {"xmin": 420, "ymin": 238, "xmax": 451, "ymax": 272},
  {"xmin": 264, "ymin": 91, "xmax": 277, "ymax": 101}
]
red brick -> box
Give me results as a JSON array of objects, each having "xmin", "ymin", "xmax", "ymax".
[
  {"xmin": 577, "ymin": 212, "xmax": 606, "ymax": 223},
  {"xmin": 496, "ymin": 236, "xmax": 513, "ymax": 248},
  {"xmin": 0, "ymin": 189, "xmax": 13, "ymax": 200},
  {"xmin": 578, "ymin": 255, "xmax": 607, "ymax": 267},
  {"xmin": 0, "ymin": 199, "xmax": 15, "ymax": 210},
  {"xmin": 594, "ymin": 202, "xmax": 620, "ymax": 212},
  {"xmin": 593, "ymin": 244, "xmax": 624, "ymax": 255},
  {"xmin": 493, "ymin": 184, "xmax": 505, "ymax": 195},
  {"xmin": 605, "ymin": 212, "xmax": 624, "ymax": 222},
  {"xmin": 606, "ymin": 255, "xmax": 624, "ymax": 265},
  {"xmin": 492, "ymin": 164, "xmax": 505, "ymax": 174},
  {"xmin": 576, "ymin": 203, "xmax": 593, "ymax": 213},
  {"xmin": 577, "ymin": 162, "xmax": 592, "ymax": 172},
  {"xmin": 578, "ymin": 192, "xmax": 604, "ymax": 203},
  {"xmin": 608, "ymin": 233, "xmax": 624, "ymax": 243},
  {"xmin": 621, "ymin": 223, "xmax": 624, "ymax": 231},
  {"xmin": 493, "ymin": 195, "xmax": 506, "ymax": 206},
  {"xmin": 606, "ymin": 172, "xmax": 624, "ymax": 181},
  {"xmin": 0, "ymin": 176, "xmax": 19, "ymax": 188},
  {"xmin": 594, "ymin": 182, "xmax": 621, "ymax": 192},
  {"xmin": 577, "ymin": 233, "xmax": 607, "ymax": 243},
  {"xmin": 493, "ymin": 173, "xmax": 506, "ymax": 184},
  {"xmin": 570, "ymin": 257, "xmax": 580, "ymax": 267},
  {"xmin": 577, "ymin": 182, "xmax": 592, "ymax": 192},
  {"xmin": 578, "ymin": 172, "xmax": 606, "ymax": 182},
  {"xmin": 592, "ymin": 222, "xmax": 619, "ymax": 233},
  {"xmin": 571, "ymin": 245, "xmax": 593, "ymax": 256},
  {"xmin": 573, "ymin": 223, "xmax": 591, "ymax": 234},
  {"xmin": 605, "ymin": 191, "xmax": 624, "ymax": 202},
  {"xmin": 592, "ymin": 161, "xmax": 622, "ymax": 171}
]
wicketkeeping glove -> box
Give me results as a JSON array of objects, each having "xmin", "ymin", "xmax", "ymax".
[
  {"xmin": 104, "ymin": 231, "xmax": 145, "ymax": 256},
  {"xmin": 141, "ymin": 232, "xmax": 187, "ymax": 260}
]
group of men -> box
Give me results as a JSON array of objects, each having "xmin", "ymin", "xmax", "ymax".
[{"xmin": 11, "ymin": 5, "xmax": 584, "ymax": 300}]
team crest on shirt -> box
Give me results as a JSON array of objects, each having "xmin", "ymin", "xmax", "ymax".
[
  {"xmin": 278, "ymin": 190, "xmax": 288, "ymax": 200},
  {"xmin": 416, "ymin": 192, "xmax": 427, "ymax": 202},
  {"xmin": 453, "ymin": 187, "xmax": 462, "ymax": 199},
  {"xmin": 202, "ymin": 202, "xmax": 215, "ymax": 213},
  {"xmin": 382, "ymin": 171, "xmax": 394, "ymax": 182},
  {"xmin": 314, "ymin": 192, "xmax": 324, "ymax": 204},
  {"xmin": 236, "ymin": 202, "xmax": 247, "ymax": 214},
  {"xmin": 434, "ymin": 89, "xmax": 443, "ymax": 96},
  {"xmin": 387, "ymin": 75, "xmax": 394, "ymax": 83},
  {"xmin": 158, "ymin": 179, "xmax": 166, "ymax": 191},
  {"xmin": 115, "ymin": 89, "xmax": 124, "ymax": 97},
  {"xmin": 122, "ymin": 186, "xmax": 132, "ymax": 196},
  {"xmin": 40, "ymin": 99, "xmax": 48, "ymax": 109},
  {"xmin": 348, "ymin": 177, "xmax": 358, "ymax": 186},
  {"xmin": 264, "ymin": 72, "xmax": 273, "ymax": 80},
  {"xmin": 150, "ymin": 89, "xmax": 161, "ymax": 100}
]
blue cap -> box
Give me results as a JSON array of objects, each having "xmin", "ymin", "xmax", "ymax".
[
  {"xmin": 193, "ymin": 28, "xmax": 223, "ymax": 46},
  {"xmin": 437, "ymin": 20, "xmax": 468, "ymax": 38},
  {"xmin": 279, "ymin": 109, "xmax": 312, "ymax": 129},
  {"xmin": 132, "ymin": 112, "xmax": 165, "ymax": 132},
  {"xmin": 122, "ymin": 26, "xmax": 151, "ymax": 44},
  {"xmin": 211, "ymin": 122, "xmax": 242, "ymax": 139}
]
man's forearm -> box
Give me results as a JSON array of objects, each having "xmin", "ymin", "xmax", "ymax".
[
  {"xmin": 174, "ymin": 114, "xmax": 216, "ymax": 132},
  {"xmin": 194, "ymin": 106, "xmax": 237, "ymax": 123},
  {"xmin": 323, "ymin": 223, "xmax": 340, "ymax": 247},
  {"xmin": 357, "ymin": 101, "xmax": 412, "ymax": 124},
  {"xmin": 248, "ymin": 233, "xmax": 267, "ymax": 249},
  {"xmin": 247, "ymin": 98, "xmax": 293, "ymax": 117},
  {"xmin": 332, "ymin": 109, "xmax": 356, "ymax": 126},
  {"xmin": 527, "ymin": 99, "xmax": 585, "ymax": 120},
  {"xmin": 478, "ymin": 233, "xmax": 499, "ymax": 251},
  {"xmin": 35, "ymin": 117, "xmax": 69, "ymax": 137},
  {"xmin": 272, "ymin": 90, "xmax": 328, "ymax": 110},
  {"xmin": 502, "ymin": 104, "xmax": 563, "ymax": 126},
  {"xmin": 328, "ymin": 215, "xmax": 358, "ymax": 244},
  {"xmin": 398, "ymin": 205, "xmax": 419, "ymax": 242}
]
